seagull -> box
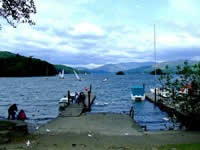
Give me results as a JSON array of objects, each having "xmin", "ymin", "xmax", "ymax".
[
  {"xmin": 26, "ymin": 140, "xmax": 30, "ymax": 147},
  {"xmin": 46, "ymin": 129, "xmax": 50, "ymax": 132},
  {"xmin": 35, "ymin": 126, "xmax": 39, "ymax": 130},
  {"xmin": 88, "ymin": 134, "xmax": 92, "ymax": 137}
]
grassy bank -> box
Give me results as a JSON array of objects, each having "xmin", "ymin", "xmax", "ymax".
[{"xmin": 158, "ymin": 144, "xmax": 200, "ymax": 150}]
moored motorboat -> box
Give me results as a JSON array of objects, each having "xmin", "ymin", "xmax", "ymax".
[
  {"xmin": 131, "ymin": 85, "xmax": 145, "ymax": 101},
  {"xmin": 150, "ymin": 88, "xmax": 171, "ymax": 98},
  {"xmin": 59, "ymin": 97, "xmax": 68, "ymax": 108}
]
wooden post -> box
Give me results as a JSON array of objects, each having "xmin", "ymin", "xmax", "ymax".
[
  {"xmin": 88, "ymin": 90, "xmax": 91, "ymax": 110},
  {"xmin": 130, "ymin": 106, "xmax": 134, "ymax": 119},
  {"xmin": 154, "ymin": 88, "xmax": 157, "ymax": 103},
  {"xmin": 130, "ymin": 106, "xmax": 133, "ymax": 116},
  {"xmin": 89, "ymin": 84, "xmax": 92, "ymax": 93},
  {"xmin": 87, "ymin": 84, "xmax": 92, "ymax": 111},
  {"xmin": 68, "ymin": 90, "xmax": 70, "ymax": 105}
]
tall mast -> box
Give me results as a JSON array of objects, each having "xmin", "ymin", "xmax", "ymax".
[{"xmin": 154, "ymin": 24, "xmax": 157, "ymax": 82}]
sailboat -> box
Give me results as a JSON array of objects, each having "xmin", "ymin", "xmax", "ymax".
[
  {"xmin": 103, "ymin": 78, "xmax": 108, "ymax": 82},
  {"xmin": 150, "ymin": 25, "xmax": 169, "ymax": 97},
  {"xmin": 59, "ymin": 69, "xmax": 64, "ymax": 79},
  {"xmin": 73, "ymin": 70, "xmax": 81, "ymax": 81},
  {"xmin": 150, "ymin": 24, "xmax": 158, "ymax": 94},
  {"xmin": 150, "ymin": 24, "xmax": 158, "ymax": 95}
]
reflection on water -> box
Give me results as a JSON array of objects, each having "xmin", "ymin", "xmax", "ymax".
[{"xmin": 0, "ymin": 74, "xmax": 181, "ymax": 130}]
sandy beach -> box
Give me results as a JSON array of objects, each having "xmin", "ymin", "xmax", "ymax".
[{"xmin": 2, "ymin": 112, "xmax": 200, "ymax": 150}]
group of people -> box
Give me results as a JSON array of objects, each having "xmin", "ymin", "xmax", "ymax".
[
  {"xmin": 74, "ymin": 92, "xmax": 86, "ymax": 105},
  {"xmin": 8, "ymin": 104, "xmax": 27, "ymax": 121}
]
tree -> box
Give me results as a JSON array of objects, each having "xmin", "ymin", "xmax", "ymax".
[
  {"xmin": 150, "ymin": 68, "xmax": 165, "ymax": 75},
  {"xmin": 0, "ymin": 0, "xmax": 36, "ymax": 28},
  {"xmin": 159, "ymin": 61, "xmax": 200, "ymax": 129}
]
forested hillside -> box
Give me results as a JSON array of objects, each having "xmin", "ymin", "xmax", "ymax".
[
  {"xmin": 54, "ymin": 64, "xmax": 89, "ymax": 74},
  {"xmin": 0, "ymin": 51, "xmax": 57, "ymax": 77}
]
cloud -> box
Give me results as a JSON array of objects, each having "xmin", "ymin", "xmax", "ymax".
[
  {"xmin": 66, "ymin": 63, "xmax": 103, "ymax": 69},
  {"xmin": 1, "ymin": 0, "xmax": 200, "ymax": 67},
  {"xmin": 168, "ymin": 0, "xmax": 199, "ymax": 16},
  {"xmin": 72, "ymin": 22, "xmax": 104, "ymax": 36},
  {"xmin": 157, "ymin": 47, "xmax": 200, "ymax": 61}
]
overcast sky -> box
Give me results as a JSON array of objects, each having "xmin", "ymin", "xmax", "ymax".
[{"xmin": 0, "ymin": 0, "xmax": 200, "ymax": 68}]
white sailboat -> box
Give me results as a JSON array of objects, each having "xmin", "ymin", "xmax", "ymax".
[
  {"xmin": 103, "ymin": 78, "xmax": 108, "ymax": 82},
  {"xmin": 59, "ymin": 69, "xmax": 64, "ymax": 79},
  {"xmin": 149, "ymin": 25, "xmax": 170, "ymax": 98},
  {"xmin": 73, "ymin": 70, "xmax": 81, "ymax": 81}
]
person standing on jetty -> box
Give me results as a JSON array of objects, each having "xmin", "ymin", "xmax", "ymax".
[
  {"xmin": 78, "ymin": 92, "xmax": 86, "ymax": 106},
  {"xmin": 74, "ymin": 92, "xmax": 79, "ymax": 104},
  {"xmin": 8, "ymin": 104, "xmax": 18, "ymax": 120}
]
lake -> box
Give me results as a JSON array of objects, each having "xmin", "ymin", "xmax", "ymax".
[{"xmin": 0, "ymin": 74, "xmax": 181, "ymax": 131}]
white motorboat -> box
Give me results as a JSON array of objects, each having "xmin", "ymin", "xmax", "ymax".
[
  {"xmin": 59, "ymin": 97, "xmax": 68, "ymax": 108},
  {"xmin": 131, "ymin": 85, "xmax": 145, "ymax": 101},
  {"xmin": 150, "ymin": 88, "xmax": 171, "ymax": 98}
]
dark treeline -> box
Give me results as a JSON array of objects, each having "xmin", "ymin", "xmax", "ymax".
[
  {"xmin": 0, "ymin": 54, "xmax": 57, "ymax": 77},
  {"xmin": 116, "ymin": 71, "xmax": 125, "ymax": 75},
  {"xmin": 150, "ymin": 68, "xmax": 166, "ymax": 75}
]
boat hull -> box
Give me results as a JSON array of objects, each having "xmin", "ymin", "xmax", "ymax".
[{"xmin": 131, "ymin": 94, "xmax": 145, "ymax": 101}]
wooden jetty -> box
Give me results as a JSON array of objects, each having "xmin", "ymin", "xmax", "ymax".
[
  {"xmin": 145, "ymin": 93, "xmax": 200, "ymax": 130},
  {"xmin": 146, "ymin": 93, "xmax": 187, "ymax": 116},
  {"xmin": 59, "ymin": 85, "xmax": 96, "ymax": 117}
]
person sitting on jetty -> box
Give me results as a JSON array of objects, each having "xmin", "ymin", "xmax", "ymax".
[
  {"xmin": 77, "ymin": 92, "xmax": 86, "ymax": 105},
  {"xmin": 8, "ymin": 104, "xmax": 18, "ymax": 120},
  {"xmin": 17, "ymin": 109, "xmax": 27, "ymax": 121}
]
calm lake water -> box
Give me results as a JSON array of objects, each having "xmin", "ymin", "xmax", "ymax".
[{"xmin": 0, "ymin": 74, "xmax": 181, "ymax": 131}]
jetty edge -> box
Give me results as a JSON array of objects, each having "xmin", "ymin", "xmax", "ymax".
[{"xmin": 146, "ymin": 92, "xmax": 200, "ymax": 130}]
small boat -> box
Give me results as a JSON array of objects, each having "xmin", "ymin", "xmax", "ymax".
[
  {"xmin": 150, "ymin": 88, "xmax": 171, "ymax": 98},
  {"xmin": 59, "ymin": 97, "xmax": 68, "ymax": 108},
  {"xmin": 103, "ymin": 78, "xmax": 107, "ymax": 82},
  {"xmin": 73, "ymin": 70, "xmax": 81, "ymax": 81},
  {"xmin": 131, "ymin": 85, "xmax": 145, "ymax": 101},
  {"xmin": 59, "ymin": 69, "xmax": 64, "ymax": 79}
]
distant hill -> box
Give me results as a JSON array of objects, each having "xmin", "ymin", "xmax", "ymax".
[
  {"xmin": 126, "ymin": 65, "xmax": 152, "ymax": 74},
  {"xmin": 126, "ymin": 60, "xmax": 198, "ymax": 74},
  {"xmin": 54, "ymin": 65, "xmax": 89, "ymax": 74},
  {"xmin": 156, "ymin": 60, "xmax": 197, "ymax": 72},
  {"xmin": 90, "ymin": 62, "xmax": 154, "ymax": 73},
  {"xmin": 0, "ymin": 51, "xmax": 57, "ymax": 77}
]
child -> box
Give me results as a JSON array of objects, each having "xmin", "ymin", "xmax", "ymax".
[{"xmin": 17, "ymin": 109, "xmax": 27, "ymax": 121}]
